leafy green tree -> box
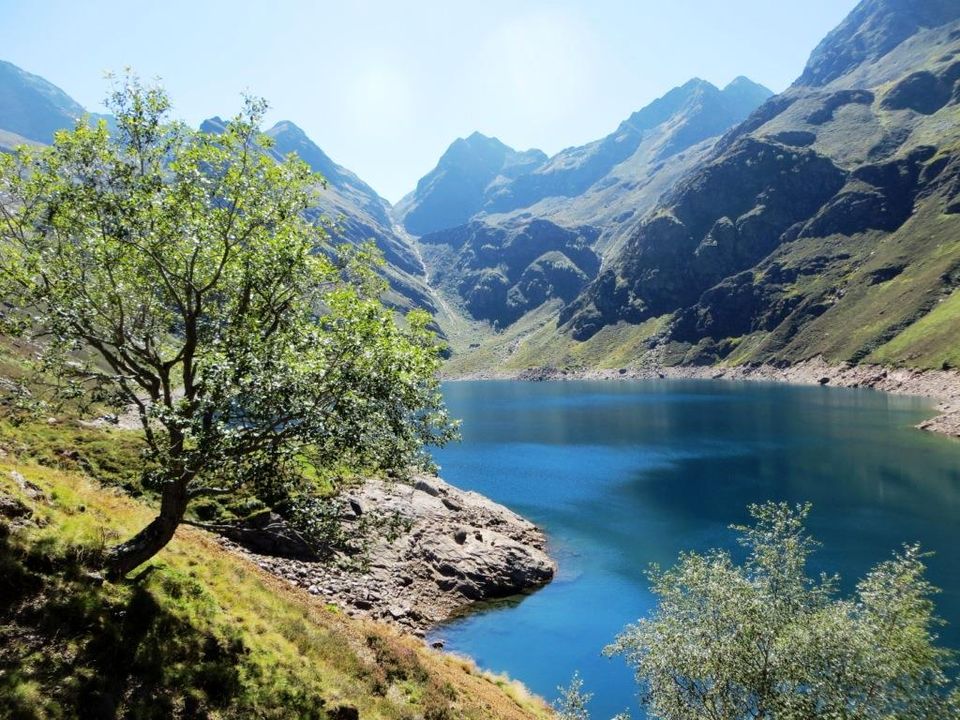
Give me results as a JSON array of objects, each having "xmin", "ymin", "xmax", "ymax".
[
  {"xmin": 0, "ymin": 75, "xmax": 457, "ymax": 578},
  {"xmin": 607, "ymin": 502, "xmax": 958, "ymax": 720},
  {"xmin": 555, "ymin": 672, "xmax": 593, "ymax": 720},
  {"xmin": 555, "ymin": 672, "xmax": 632, "ymax": 720}
]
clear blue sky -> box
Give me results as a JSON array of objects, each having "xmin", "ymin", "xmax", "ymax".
[{"xmin": 1, "ymin": 0, "xmax": 858, "ymax": 203}]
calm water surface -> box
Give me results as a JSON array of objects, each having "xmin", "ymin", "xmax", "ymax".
[{"xmin": 428, "ymin": 380, "xmax": 960, "ymax": 719}]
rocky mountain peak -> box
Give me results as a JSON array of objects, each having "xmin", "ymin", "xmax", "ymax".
[
  {"xmin": 264, "ymin": 119, "xmax": 347, "ymax": 187},
  {"xmin": 269, "ymin": 119, "xmax": 307, "ymax": 138},
  {"xmin": 796, "ymin": 0, "xmax": 960, "ymax": 87},
  {"xmin": 722, "ymin": 76, "xmax": 775, "ymax": 106},
  {"xmin": 621, "ymin": 78, "xmax": 715, "ymax": 132},
  {"xmin": 399, "ymin": 133, "xmax": 546, "ymax": 235},
  {"xmin": 435, "ymin": 132, "xmax": 542, "ymax": 177}
]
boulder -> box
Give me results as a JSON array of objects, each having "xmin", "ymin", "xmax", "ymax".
[{"xmin": 220, "ymin": 475, "xmax": 555, "ymax": 634}]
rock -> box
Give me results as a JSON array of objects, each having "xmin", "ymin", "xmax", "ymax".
[
  {"xmin": 0, "ymin": 493, "xmax": 32, "ymax": 521},
  {"xmin": 806, "ymin": 89, "xmax": 874, "ymax": 125},
  {"xmin": 217, "ymin": 474, "xmax": 555, "ymax": 634},
  {"xmin": 420, "ymin": 523, "xmax": 554, "ymax": 601},
  {"xmin": 818, "ymin": 377, "xmax": 831, "ymax": 385},
  {"xmin": 207, "ymin": 512, "xmax": 318, "ymax": 561},
  {"xmin": 10, "ymin": 471, "xmax": 46, "ymax": 501},
  {"xmin": 328, "ymin": 706, "xmax": 359, "ymax": 720},
  {"xmin": 768, "ymin": 130, "xmax": 816, "ymax": 147},
  {"xmin": 880, "ymin": 70, "xmax": 952, "ymax": 115},
  {"xmin": 414, "ymin": 478, "xmax": 441, "ymax": 497},
  {"xmin": 442, "ymin": 497, "xmax": 462, "ymax": 512}
]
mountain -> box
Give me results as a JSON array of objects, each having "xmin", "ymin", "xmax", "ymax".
[
  {"xmin": 395, "ymin": 133, "xmax": 547, "ymax": 236},
  {"xmin": 0, "ymin": 58, "xmax": 435, "ymax": 318},
  {"xmin": 485, "ymin": 77, "xmax": 773, "ymax": 219},
  {"xmin": 407, "ymin": 77, "xmax": 772, "ymax": 342},
  {"xmin": 797, "ymin": 0, "xmax": 960, "ymax": 87},
  {"xmin": 0, "ymin": 60, "xmax": 86, "ymax": 148},
  {"xmin": 559, "ymin": 0, "xmax": 960, "ymax": 371},
  {"xmin": 398, "ymin": 78, "xmax": 772, "ymax": 242},
  {"xmin": 200, "ymin": 116, "xmax": 433, "ymax": 313},
  {"xmin": 265, "ymin": 121, "xmax": 435, "ymax": 312}
]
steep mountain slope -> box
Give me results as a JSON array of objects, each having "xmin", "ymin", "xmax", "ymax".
[
  {"xmin": 797, "ymin": 0, "xmax": 960, "ymax": 87},
  {"xmin": 410, "ymin": 78, "xmax": 771, "ymax": 343},
  {"xmin": 557, "ymin": 0, "xmax": 960, "ymax": 371},
  {"xmin": 489, "ymin": 77, "xmax": 774, "ymax": 260},
  {"xmin": 0, "ymin": 60, "xmax": 85, "ymax": 147},
  {"xmin": 201, "ymin": 116, "xmax": 434, "ymax": 313},
  {"xmin": 486, "ymin": 78, "xmax": 772, "ymax": 221},
  {"xmin": 268, "ymin": 121, "xmax": 436, "ymax": 313}
]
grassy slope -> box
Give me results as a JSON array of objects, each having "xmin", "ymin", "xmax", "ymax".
[
  {"xmin": 871, "ymin": 285, "xmax": 960, "ymax": 367},
  {"xmin": 441, "ymin": 299, "xmax": 669, "ymax": 375},
  {"xmin": 0, "ymin": 429, "xmax": 550, "ymax": 720}
]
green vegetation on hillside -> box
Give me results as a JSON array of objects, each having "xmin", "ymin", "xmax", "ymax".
[{"xmin": 0, "ymin": 444, "xmax": 549, "ymax": 719}]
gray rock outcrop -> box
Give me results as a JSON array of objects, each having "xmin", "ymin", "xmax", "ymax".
[{"xmin": 228, "ymin": 474, "xmax": 555, "ymax": 634}]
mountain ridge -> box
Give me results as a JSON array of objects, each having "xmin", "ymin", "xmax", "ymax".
[
  {"xmin": 552, "ymin": 0, "xmax": 960, "ymax": 372},
  {"xmin": 0, "ymin": 59, "xmax": 86, "ymax": 146},
  {"xmin": 797, "ymin": 0, "xmax": 960, "ymax": 87},
  {"xmin": 403, "ymin": 75, "xmax": 773, "ymax": 344},
  {"xmin": 0, "ymin": 62, "xmax": 436, "ymax": 316},
  {"xmin": 397, "ymin": 76, "xmax": 773, "ymax": 237}
]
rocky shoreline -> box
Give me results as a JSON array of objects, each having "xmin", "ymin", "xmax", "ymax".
[
  {"xmin": 446, "ymin": 357, "xmax": 960, "ymax": 440},
  {"xmin": 221, "ymin": 474, "xmax": 556, "ymax": 636}
]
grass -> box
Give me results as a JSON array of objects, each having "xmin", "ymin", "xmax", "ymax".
[
  {"xmin": 0, "ymin": 442, "xmax": 551, "ymax": 719},
  {"xmin": 764, "ymin": 203, "xmax": 960, "ymax": 368},
  {"xmin": 441, "ymin": 298, "xmax": 669, "ymax": 376},
  {"xmin": 870, "ymin": 285, "xmax": 960, "ymax": 369},
  {"xmin": 0, "ymin": 417, "xmax": 148, "ymax": 497}
]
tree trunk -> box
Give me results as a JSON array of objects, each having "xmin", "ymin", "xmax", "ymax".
[{"xmin": 105, "ymin": 479, "xmax": 188, "ymax": 580}]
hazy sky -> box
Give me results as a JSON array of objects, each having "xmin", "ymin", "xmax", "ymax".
[{"xmin": 1, "ymin": 1, "xmax": 858, "ymax": 202}]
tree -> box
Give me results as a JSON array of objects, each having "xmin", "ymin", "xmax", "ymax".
[
  {"xmin": 0, "ymin": 75, "xmax": 457, "ymax": 579},
  {"xmin": 554, "ymin": 672, "xmax": 631, "ymax": 720},
  {"xmin": 606, "ymin": 502, "xmax": 958, "ymax": 720},
  {"xmin": 555, "ymin": 672, "xmax": 593, "ymax": 720}
]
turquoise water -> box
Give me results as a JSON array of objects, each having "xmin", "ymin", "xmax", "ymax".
[{"xmin": 427, "ymin": 380, "xmax": 960, "ymax": 719}]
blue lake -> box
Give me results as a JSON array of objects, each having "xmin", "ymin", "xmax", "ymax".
[{"xmin": 427, "ymin": 380, "xmax": 960, "ymax": 719}]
